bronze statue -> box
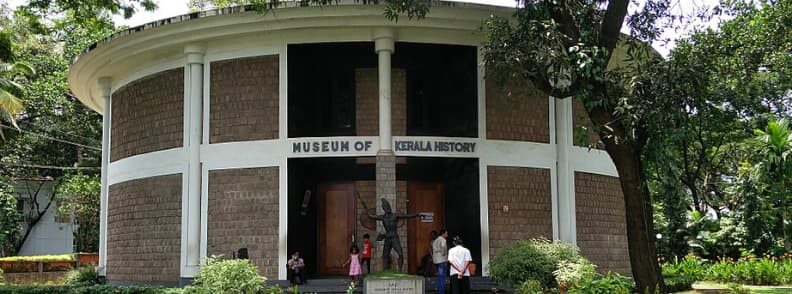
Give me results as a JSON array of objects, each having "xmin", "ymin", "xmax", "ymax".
[{"xmin": 358, "ymin": 195, "xmax": 419, "ymax": 272}]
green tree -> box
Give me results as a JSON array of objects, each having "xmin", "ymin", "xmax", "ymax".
[
  {"xmin": 57, "ymin": 173, "xmax": 100, "ymax": 253},
  {"xmin": 0, "ymin": 30, "xmax": 35, "ymax": 139},
  {"xmin": 751, "ymin": 119, "xmax": 792, "ymax": 252},
  {"xmin": 0, "ymin": 0, "xmax": 154, "ymax": 253},
  {"xmin": 644, "ymin": 0, "xmax": 792, "ymax": 260},
  {"xmin": 0, "ymin": 180, "xmax": 21, "ymax": 257}
]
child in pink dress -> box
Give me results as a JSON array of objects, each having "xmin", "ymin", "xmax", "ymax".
[{"xmin": 344, "ymin": 246, "xmax": 362, "ymax": 285}]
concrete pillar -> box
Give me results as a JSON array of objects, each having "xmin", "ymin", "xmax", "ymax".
[
  {"xmin": 182, "ymin": 44, "xmax": 205, "ymax": 280},
  {"xmin": 97, "ymin": 77, "xmax": 112, "ymax": 277},
  {"xmin": 555, "ymin": 97, "xmax": 576, "ymax": 244},
  {"xmin": 374, "ymin": 28, "xmax": 397, "ymax": 270},
  {"xmin": 375, "ymin": 29, "xmax": 395, "ymax": 151}
]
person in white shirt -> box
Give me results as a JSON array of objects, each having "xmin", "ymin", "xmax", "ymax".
[
  {"xmin": 432, "ymin": 229, "xmax": 449, "ymax": 293},
  {"xmin": 448, "ymin": 236, "xmax": 472, "ymax": 294}
]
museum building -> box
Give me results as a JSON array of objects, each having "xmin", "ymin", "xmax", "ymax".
[{"xmin": 68, "ymin": 1, "xmax": 630, "ymax": 285}]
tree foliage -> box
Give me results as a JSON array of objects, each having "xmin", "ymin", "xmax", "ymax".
[
  {"xmin": 644, "ymin": 0, "xmax": 792, "ymax": 262},
  {"xmin": 0, "ymin": 0, "xmax": 151, "ymax": 254},
  {"xmin": 57, "ymin": 173, "xmax": 100, "ymax": 253},
  {"xmin": 0, "ymin": 180, "xmax": 20, "ymax": 257}
]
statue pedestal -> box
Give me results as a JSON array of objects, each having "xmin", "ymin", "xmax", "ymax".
[{"xmin": 365, "ymin": 275, "xmax": 424, "ymax": 294}]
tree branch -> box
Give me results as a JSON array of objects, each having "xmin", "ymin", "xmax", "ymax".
[
  {"xmin": 600, "ymin": 0, "xmax": 630, "ymax": 59},
  {"xmin": 546, "ymin": 0, "xmax": 581, "ymax": 47}
]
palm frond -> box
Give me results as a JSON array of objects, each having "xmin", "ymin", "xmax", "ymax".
[
  {"xmin": 5, "ymin": 61, "xmax": 36, "ymax": 77},
  {"xmin": 0, "ymin": 89, "xmax": 24, "ymax": 119}
]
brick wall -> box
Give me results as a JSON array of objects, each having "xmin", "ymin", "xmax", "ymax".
[
  {"xmin": 572, "ymin": 99, "xmax": 602, "ymax": 148},
  {"xmin": 355, "ymin": 68, "xmax": 406, "ymax": 137},
  {"xmin": 106, "ymin": 174, "xmax": 182, "ymax": 283},
  {"xmin": 486, "ymin": 75, "xmax": 550, "ymax": 143},
  {"xmin": 574, "ymin": 172, "xmax": 630, "ymax": 275},
  {"xmin": 210, "ymin": 55, "xmax": 279, "ymax": 143},
  {"xmin": 207, "ymin": 167, "xmax": 279, "ymax": 278},
  {"xmin": 111, "ymin": 69, "xmax": 184, "ymax": 162},
  {"xmin": 487, "ymin": 166, "xmax": 553, "ymax": 257}
]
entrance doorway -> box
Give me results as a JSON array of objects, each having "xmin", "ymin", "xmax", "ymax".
[
  {"xmin": 407, "ymin": 182, "xmax": 445, "ymax": 274},
  {"xmin": 317, "ymin": 183, "xmax": 356, "ymax": 275}
]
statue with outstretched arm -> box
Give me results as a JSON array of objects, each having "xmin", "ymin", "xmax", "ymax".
[{"xmin": 358, "ymin": 194, "xmax": 419, "ymax": 272}]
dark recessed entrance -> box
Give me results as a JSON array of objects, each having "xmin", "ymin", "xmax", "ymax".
[{"xmin": 287, "ymin": 157, "xmax": 480, "ymax": 277}]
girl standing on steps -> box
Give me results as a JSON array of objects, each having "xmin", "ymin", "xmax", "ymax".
[{"xmin": 343, "ymin": 245, "xmax": 362, "ymax": 285}]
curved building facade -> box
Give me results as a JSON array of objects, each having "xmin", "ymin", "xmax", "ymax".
[{"xmin": 69, "ymin": 2, "xmax": 630, "ymax": 285}]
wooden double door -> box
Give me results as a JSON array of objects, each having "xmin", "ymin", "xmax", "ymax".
[{"xmin": 316, "ymin": 182, "xmax": 444, "ymax": 275}]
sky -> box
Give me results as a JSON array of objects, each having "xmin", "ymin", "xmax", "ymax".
[{"xmin": 7, "ymin": 0, "xmax": 724, "ymax": 56}]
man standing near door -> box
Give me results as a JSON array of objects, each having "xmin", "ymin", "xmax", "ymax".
[
  {"xmin": 448, "ymin": 236, "xmax": 472, "ymax": 294},
  {"xmin": 432, "ymin": 229, "xmax": 449, "ymax": 293}
]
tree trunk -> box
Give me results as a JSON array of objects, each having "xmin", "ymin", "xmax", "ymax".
[{"xmin": 604, "ymin": 139, "xmax": 667, "ymax": 293}]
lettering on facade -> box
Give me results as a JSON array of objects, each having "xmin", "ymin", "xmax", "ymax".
[
  {"xmin": 292, "ymin": 140, "xmax": 373, "ymax": 153},
  {"xmin": 394, "ymin": 140, "xmax": 476, "ymax": 153}
]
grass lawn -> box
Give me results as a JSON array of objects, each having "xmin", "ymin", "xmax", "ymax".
[{"xmin": 674, "ymin": 282, "xmax": 792, "ymax": 293}]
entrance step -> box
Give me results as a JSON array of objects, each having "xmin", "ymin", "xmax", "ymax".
[{"xmin": 270, "ymin": 276, "xmax": 511, "ymax": 293}]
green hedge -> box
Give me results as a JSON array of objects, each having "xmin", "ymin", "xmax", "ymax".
[
  {"xmin": 0, "ymin": 254, "xmax": 74, "ymax": 263},
  {"xmin": 662, "ymin": 256, "xmax": 792, "ymax": 288},
  {"xmin": 705, "ymin": 257, "xmax": 792, "ymax": 285},
  {"xmin": 0, "ymin": 285, "xmax": 291, "ymax": 294},
  {"xmin": 0, "ymin": 285, "xmax": 182, "ymax": 294}
]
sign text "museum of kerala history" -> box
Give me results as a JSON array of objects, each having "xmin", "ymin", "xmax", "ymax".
[{"xmin": 291, "ymin": 139, "xmax": 476, "ymax": 154}]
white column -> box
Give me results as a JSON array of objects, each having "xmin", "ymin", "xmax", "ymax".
[
  {"xmin": 476, "ymin": 47, "xmax": 491, "ymax": 276},
  {"xmin": 278, "ymin": 44, "xmax": 289, "ymax": 280},
  {"xmin": 375, "ymin": 28, "xmax": 395, "ymax": 151},
  {"xmin": 97, "ymin": 77, "xmax": 112, "ymax": 277},
  {"xmin": 555, "ymin": 97, "xmax": 576, "ymax": 244},
  {"xmin": 182, "ymin": 44, "xmax": 205, "ymax": 278}
]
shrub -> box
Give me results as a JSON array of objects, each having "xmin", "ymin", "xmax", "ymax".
[
  {"xmin": 705, "ymin": 257, "xmax": 792, "ymax": 285},
  {"xmin": 489, "ymin": 238, "xmax": 584, "ymax": 288},
  {"xmin": 553, "ymin": 259, "xmax": 596, "ymax": 290},
  {"xmin": 0, "ymin": 268, "xmax": 4, "ymax": 285},
  {"xmin": 567, "ymin": 272, "xmax": 633, "ymax": 294},
  {"xmin": 63, "ymin": 267, "xmax": 100, "ymax": 286},
  {"xmin": 516, "ymin": 279, "xmax": 543, "ymax": 294},
  {"xmin": 661, "ymin": 255, "xmax": 706, "ymax": 292},
  {"xmin": 0, "ymin": 284, "xmax": 182, "ymax": 293},
  {"xmin": 189, "ymin": 256, "xmax": 265, "ymax": 293},
  {"xmin": 0, "ymin": 254, "xmax": 74, "ymax": 263},
  {"xmin": 263, "ymin": 285, "xmax": 286, "ymax": 294}
]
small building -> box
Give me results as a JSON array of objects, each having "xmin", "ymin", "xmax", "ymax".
[
  {"xmin": 13, "ymin": 179, "xmax": 74, "ymax": 256},
  {"xmin": 68, "ymin": 2, "xmax": 630, "ymax": 285}
]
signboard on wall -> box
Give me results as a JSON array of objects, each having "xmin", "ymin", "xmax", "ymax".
[
  {"xmin": 420, "ymin": 212, "xmax": 434, "ymax": 223},
  {"xmin": 288, "ymin": 137, "xmax": 477, "ymax": 157},
  {"xmin": 393, "ymin": 140, "xmax": 476, "ymax": 153},
  {"xmin": 291, "ymin": 138, "xmax": 375, "ymax": 155}
]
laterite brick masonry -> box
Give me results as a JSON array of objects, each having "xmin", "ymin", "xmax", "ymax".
[
  {"xmin": 575, "ymin": 172, "xmax": 631, "ymax": 275},
  {"xmin": 487, "ymin": 166, "xmax": 553, "ymax": 256},
  {"xmin": 106, "ymin": 174, "xmax": 182, "ymax": 283},
  {"xmin": 355, "ymin": 68, "xmax": 406, "ymax": 137},
  {"xmin": 210, "ymin": 55, "xmax": 279, "ymax": 143},
  {"xmin": 486, "ymin": 75, "xmax": 550, "ymax": 143},
  {"xmin": 207, "ymin": 167, "xmax": 280, "ymax": 278},
  {"xmin": 111, "ymin": 69, "xmax": 184, "ymax": 162}
]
